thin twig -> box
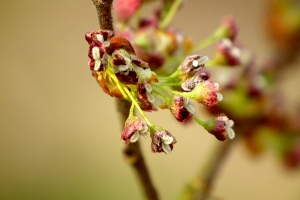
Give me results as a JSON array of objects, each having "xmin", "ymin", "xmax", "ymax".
[
  {"xmin": 90, "ymin": 0, "xmax": 159, "ymax": 199},
  {"xmin": 179, "ymin": 139, "xmax": 235, "ymax": 200},
  {"xmin": 91, "ymin": 0, "xmax": 114, "ymax": 31},
  {"xmin": 199, "ymin": 139, "xmax": 236, "ymax": 200}
]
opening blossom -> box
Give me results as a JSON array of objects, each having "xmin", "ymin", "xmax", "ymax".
[
  {"xmin": 182, "ymin": 78, "xmax": 223, "ymax": 107},
  {"xmin": 121, "ymin": 116, "xmax": 149, "ymax": 144},
  {"xmin": 168, "ymin": 95, "xmax": 195, "ymax": 122},
  {"xmin": 151, "ymin": 127, "xmax": 177, "ymax": 154},
  {"xmin": 85, "ymin": 7, "xmax": 238, "ymax": 153}
]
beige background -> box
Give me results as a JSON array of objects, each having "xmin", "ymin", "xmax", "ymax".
[{"xmin": 1, "ymin": 0, "xmax": 300, "ymax": 199}]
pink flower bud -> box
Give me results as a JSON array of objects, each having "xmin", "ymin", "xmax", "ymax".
[
  {"xmin": 151, "ymin": 127, "xmax": 177, "ymax": 154},
  {"xmin": 215, "ymin": 38, "xmax": 241, "ymax": 66},
  {"xmin": 221, "ymin": 16, "xmax": 238, "ymax": 41},
  {"xmin": 114, "ymin": 0, "xmax": 141, "ymax": 22},
  {"xmin": 204, "ymin": 115, "xmax": 235, "ymax": 141},
  {"xmin": 121, "ymin": 116, "xmax": 149, "ymax": 144},
  {"xmin": 169, "ymin": 95, "xmax": 195, "ymax": 122},
  {"xmin": 188, "ymin": 79, "xmax": 223, "ymax": 107}
]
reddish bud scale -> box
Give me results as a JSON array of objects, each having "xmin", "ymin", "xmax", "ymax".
[
  {"xmin": 106, "ymin": 36, "xmax": 136, "ymax": 55},
  {"xmin": 92, "ymin": 72, "xmax": 123, "ymax": 98}
]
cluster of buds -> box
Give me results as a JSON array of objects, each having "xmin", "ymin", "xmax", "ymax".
[{"xmin": 85, "ymin": 29, "xmax": 235, "ymax": 154}]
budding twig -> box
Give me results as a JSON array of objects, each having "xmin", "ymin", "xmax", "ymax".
[{"xmin": 90, "ymin": 0, "xmax": 159, "ymax": 199}]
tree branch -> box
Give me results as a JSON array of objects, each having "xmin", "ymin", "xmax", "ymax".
[
  {"xmin": 91, "ymin": 0, "xmax": 114, "ymax": 31},
  {"xmin": 180, "ymin": 139, "xmax": 235, "ymax": 200},
  {"xmin": 199, "ymin": 140, "xmax": 235, "ymax": 200}
]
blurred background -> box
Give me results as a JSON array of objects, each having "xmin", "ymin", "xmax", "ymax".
[{"xmin": 1, "ymin": 0, "xmax": 300, "ymax": 199}]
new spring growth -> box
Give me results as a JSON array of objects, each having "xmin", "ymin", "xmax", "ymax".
[{"xmin": 85, "ymin": 30, "xmax": 235, "ymax": 153}]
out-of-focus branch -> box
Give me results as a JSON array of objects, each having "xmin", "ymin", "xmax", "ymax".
[
  {"xmin": 180, "ymin": 139, "xmax": 235, "ymax": 200},
  {"xmin": 199, "ymin": 140, "xmax": 235, "ymax": 200}
]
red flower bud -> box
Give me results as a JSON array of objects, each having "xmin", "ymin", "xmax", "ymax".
[
  {"xmin": 121, "ymin": 116, "xmax": 149, "ymax": 144},
  {"xmin": 169, "ymin": 95, "xmax": 195, "ymax": 122},
  {"xmin": 151, "ymin": 127, "xmax": 177, "ymax": 154},
  {"xmin": 179, "ymin": 55, "xmax": 209, "ymax": 75},
  {"xmin": 204, "ymin": 115, "xmax": 235, "ymax": 141}
]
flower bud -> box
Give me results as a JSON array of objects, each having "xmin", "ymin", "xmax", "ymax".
[
  {"xmin": 85, "ymin": 30, "xmax": 114, "ymax": 72},
  {"xmin": 178, "ymin": 55, "xmax": 209, "ymax": 76},
  {"xmin": 121, "ymin": 116, "xmax": 149, "ymax": 144},
  {"xmin": 112, "ymin": 49, "xmax": 139, "ymax": 84},
  {"xmin": 188, "ymin": 79, "xmax": 223, "ymax": 107},
  {"xmin": 213, "ymin": 16, "xmax": 238, "ymax": 41},
  {"xmin": 203, "ymin": 115, "xmax": 235, "ymax": 141},
  {"xmin": 215, "ymin": 38, "xmax": 241, "ymax": 66},
  {"xmin": 114, "ymin": 0, "xmax": 141, "ymax": 22},
  {"xmin": 221, "ymin": 16, "xmax": 238, "ymax": 41},
  {"xmin": 85, "ymin": 30, "xmax": 114, "ymax": 45},
  {"xmin": 137, "ymin": 81, "xmax": 166, "ymax": 111},
  {"xmin": 169, "ymin": 95, "xmax": 195, "ymax": 122},
  {"xmin": 151, "ymin": 127, "xmax": 177, "ymax": 154},
  {"xmin": 181, "ymin": 69, "xmax": 211, "ymax": 91}
]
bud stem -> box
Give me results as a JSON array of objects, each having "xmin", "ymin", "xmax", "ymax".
[
  {"xmin": 193, "ymin": 35, "xmax": 221, "ymax": 52},
  {"xmin": 159, "ymin": 0, "xmax": 184, "ymax": 30},
  {"xmin": 106, "ymin": 69, "xmax": 130, "ymax": 100},
  {"xmin": 123, "ymin": 86, "xmax": 154, "ymax": 126},
  {"xmin": 192, "ymin": 116, "xmax": 207, "ymax": 128},
  {"xmin": 129, "ymin": 102, "xmax": 135, "ymax": 117},
  {"xmin": 152, "ymin": 84, "xmax": 190, "ymax": 98}
]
